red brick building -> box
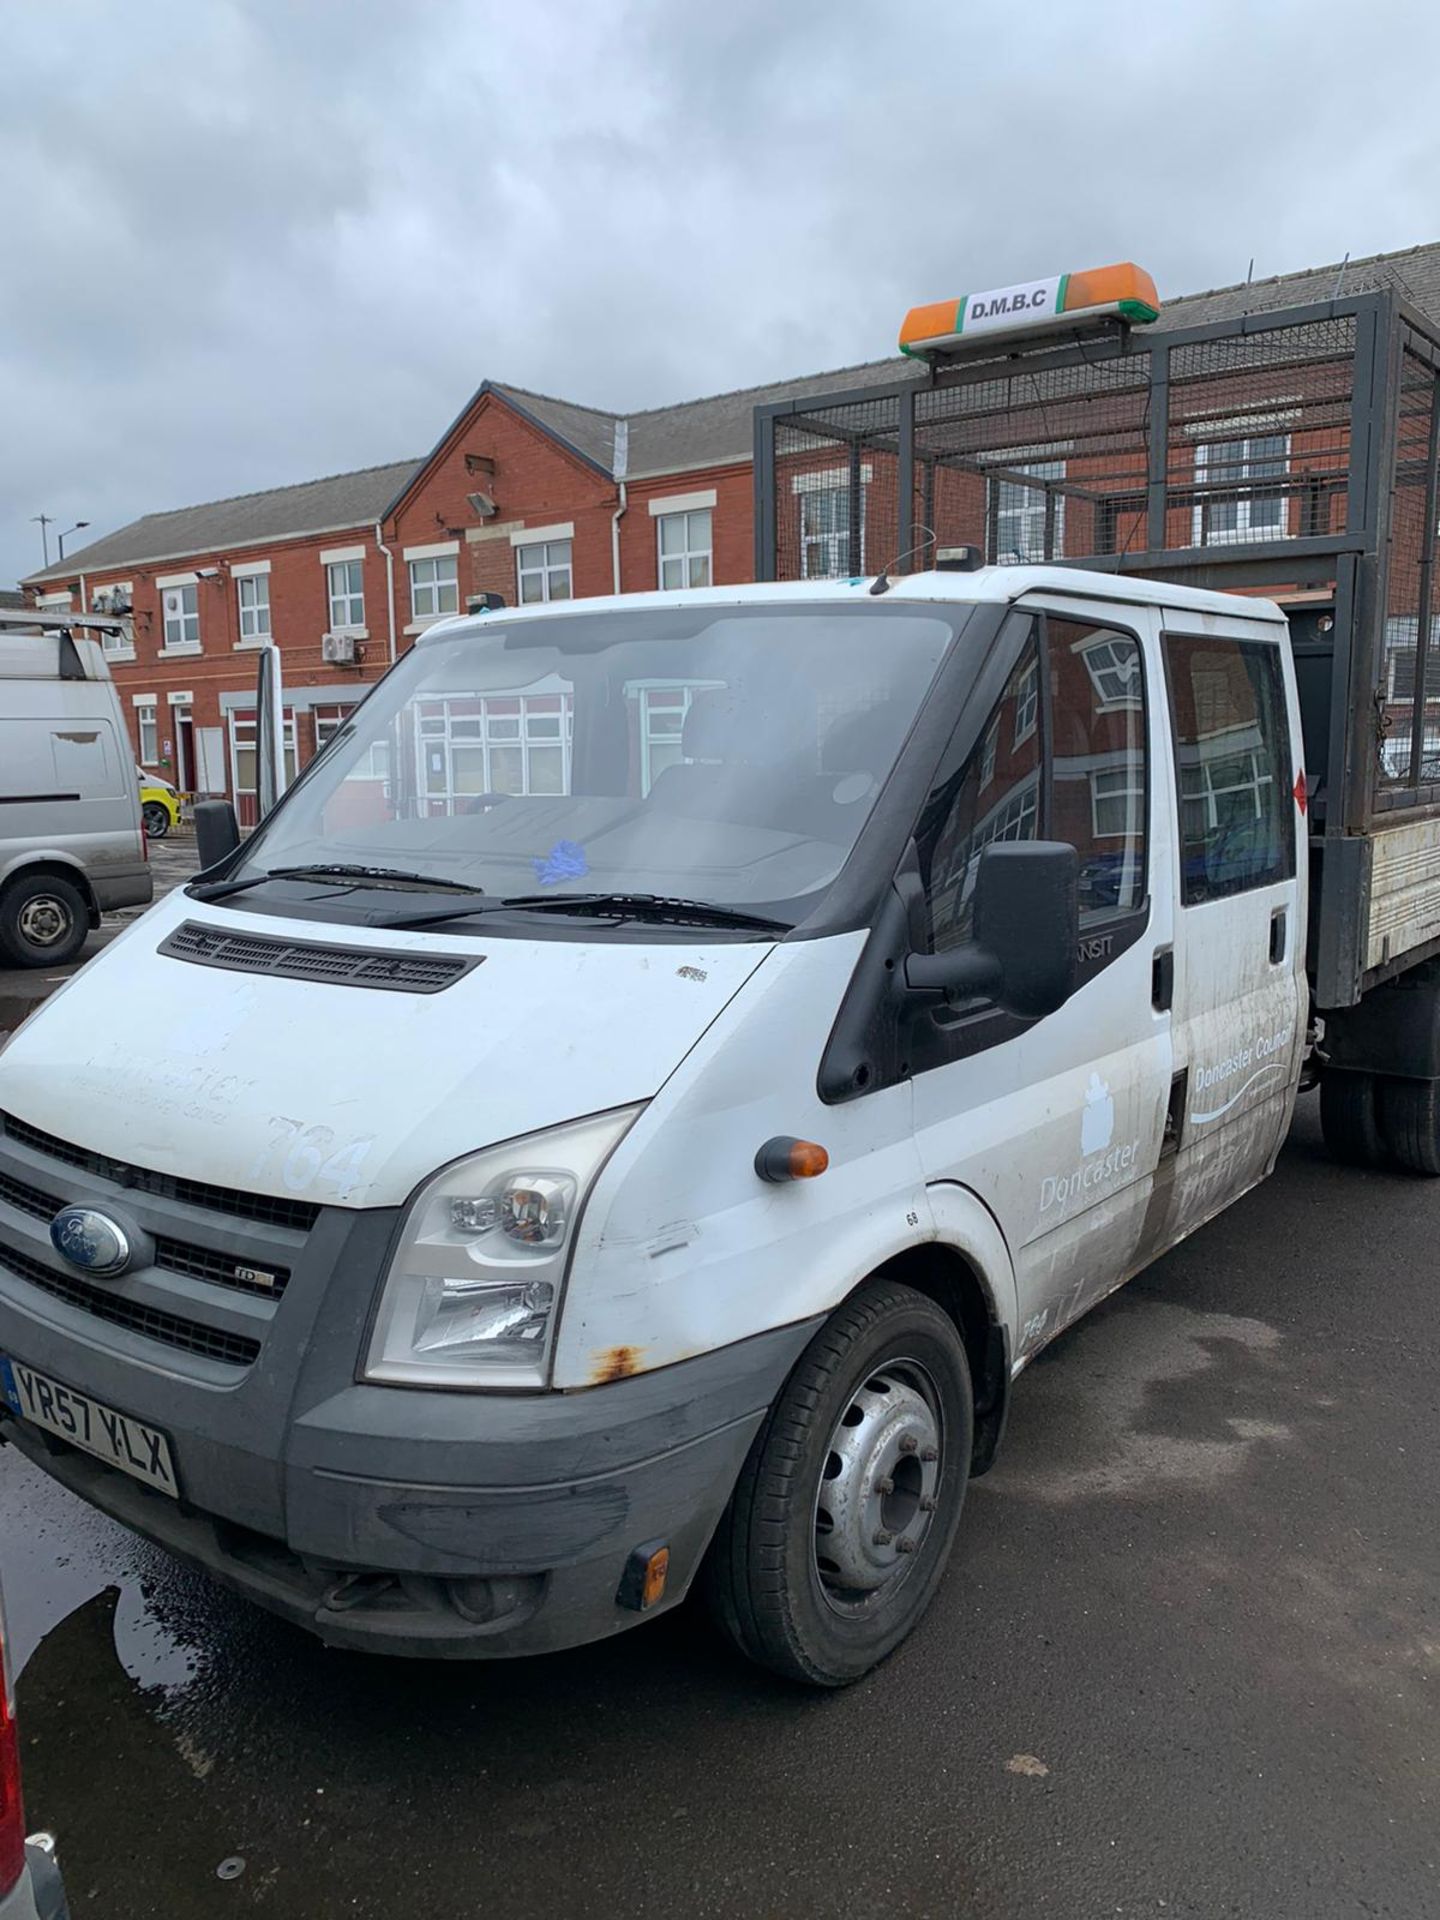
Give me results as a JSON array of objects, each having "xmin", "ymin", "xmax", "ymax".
[{"xmin": 23, "ymin": 242, "xmax": 1440, "ymax": 813}]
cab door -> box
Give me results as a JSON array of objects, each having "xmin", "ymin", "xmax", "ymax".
[
  {"xmin": 1157, "ymin": 611, "xmax": 1306, "ymax": 1240},
  {"xmin": 909, "ymin": 598, "xmax": 1175, "ymax": 1363}
]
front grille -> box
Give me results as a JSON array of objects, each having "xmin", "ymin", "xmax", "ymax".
[
  {"xmin": 0, "ymin": 1170, "xmax": 289, "ymax": 1300},
  {"xmin": 0, "ymin": 1241, "xmax": 260, "ymax": 1369},
  {"xmin": 160, "ymin": 920, "xmax": 479, "ymax": 994},
  {"xmin": 0, "ymin": 1113, "xmax": 319, "ymax": 1232},
  {"xmin": 153, "ymin": 1239, "xmax": 288, "ymax": 1298}
]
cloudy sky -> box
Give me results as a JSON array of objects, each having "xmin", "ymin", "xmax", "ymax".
[{"xmin": 4, "ymin": 0, "xmax": 1438, "ymax": 587}]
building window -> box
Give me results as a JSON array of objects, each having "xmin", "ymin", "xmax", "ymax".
[
  {"xmin": 1081, "ymin": 634, "xmax": 1144, "ymax": 708},
  {"xmin": 657, "ymin": 510, "xmax": 713, "ymax": 590},
  {"xmin": 923, "ymin": 635, "xmax": 1043, "ymax": 956},
  {"xmin": 417, "ymin": 693, "xmax": 574, "ymax": 804},
  {"xmin": 979, "ymin": 720, "xmax": 997, "ymax": 791},
  {"xmin": 312, "ymin": 704, "xmax": 354, "ymax": 754},
  {"xmin": 1012, "ymin": 658, "xmax": 1039, "ymax": 745},
  {"xmin": 800, "ymin": 486, "xmax": 864, "ymax": 579},
  {"xmin": 1091, "ymin": 764, "xmax": 1146, "ymax": 838},
  {"xmin": 136, "ymin": 701, "xmax": 158, "ymax": 765},
  {"xmin": 1193, "ymin": 435, "xmax": 1290, "ymax": 546},
  {"xmin": 327, "ymin": 560, "xmax": 365, "ymax": 631},
  {"xmin": 237, "ymin": 573, "xmax": 271, "ymax": 643},
  {"xmin": 516, "ymin": 540, "xmax": 573, "ymax": 605},
  {"xmin": 409, "ymin": 554, "xmax": 458, "ymax": 620},
  {"xmin": 161, "ymin": 583, "xmax": 200, "ymax": 651},
  {"xmin": 229, "ymin": 708, "xmax": 299, "ymax": 827},
  {"xmin": 990, "ymin": 459, "xmax": 1066, "ymax": 564}
]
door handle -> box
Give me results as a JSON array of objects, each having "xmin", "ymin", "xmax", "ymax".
[
  {"xmin": 1151, "ymin": 946, "xmax": 1174, "ymax": 1012},
  {"xmin": 1270, "ymin": 907, "xmax": 1287, "ymax": 965}
]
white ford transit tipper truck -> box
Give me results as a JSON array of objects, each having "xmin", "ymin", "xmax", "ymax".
[
  {"xmin": 6, "ymin": 276, "xmax": 1440, "ymax": 1687},
  {"xmin": 0, "ymin": 566, "xmax": 1325, "ymax": 1683}
]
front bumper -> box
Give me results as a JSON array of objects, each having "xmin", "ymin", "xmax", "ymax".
[{"xmin": 0, "ymin": 1323, "xmax": 818, "ymax": 1659}]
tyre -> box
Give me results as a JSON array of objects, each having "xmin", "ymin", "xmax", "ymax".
[
  {"xmin": 142, "ymin": 801, "xmax": 171, "ymax": 838},
  {"xmin": 1378, "ymin": 1078, "xmax": 1440, "ymax": 1177},
  {"xmin": 1319, "ymin": 1071, "xmax": 1388, "ymax": 1168},
  {"xmin": 705, "ymin": 1279, "xmax": 973, "ymax": 1687},
  {"xmin": 0, "ymin": 873, "xmax": 89, "ymax": 969}
]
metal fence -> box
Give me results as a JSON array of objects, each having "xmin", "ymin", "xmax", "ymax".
[{"xmin": 754, "ymin": 290, "xmax": 1440, "ymax": 823}]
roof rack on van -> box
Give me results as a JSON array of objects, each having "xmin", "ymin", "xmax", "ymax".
[
  {"xmin": 0, "ymin": 608, "xmax": 129, "ymax": 633},
  {"xmin": 0, "ymin": 608, "xmax": 124, "ymax": 682}
]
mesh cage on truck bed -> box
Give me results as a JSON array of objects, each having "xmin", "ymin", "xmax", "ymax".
[{"xmin": 753, "ymin": 290, "xmax": 1440, "ymax": 1007}]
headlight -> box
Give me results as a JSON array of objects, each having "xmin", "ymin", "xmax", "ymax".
[{"xmin": 364, "ymin": 1106, "xmax": 642, "ymax": 1389}]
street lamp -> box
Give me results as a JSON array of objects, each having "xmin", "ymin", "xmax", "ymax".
[
  {"xmin": 57, "ymin": 521, "xmax": 90, "ymax": 561},
  {"xmin": 31, "ymin": 515, "xmax": 53, "ymax": 567}
]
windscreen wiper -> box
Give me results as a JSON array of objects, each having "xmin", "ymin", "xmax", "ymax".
[
  {"xmin": 191, "ymin": 864, "xmax": 487, "ymax": 903},
  {"xmin": 496, "ymin": 891, "xmax": 790, "ymax": 932}
]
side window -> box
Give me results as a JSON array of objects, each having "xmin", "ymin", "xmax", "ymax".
[
  {"xmin": 1048, "ymin": 618, "xmax": 1147, "ymax": 924},
  {"xmin": 1166, "ymin": 634, "xmax": 1294, "ymax": 904},
  {"xmin": 923, "ymin": 621, "xmax": 1042, "ymax": 953}
]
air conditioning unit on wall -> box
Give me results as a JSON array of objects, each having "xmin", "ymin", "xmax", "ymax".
[{"xmin": 322, "ymin": 631, "xmax": 357, "ymax": 664}]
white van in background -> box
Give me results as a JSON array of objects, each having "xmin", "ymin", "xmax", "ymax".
[{"xmin": 0, "ymin": 613, "xmax": 151, "ymax": 969}]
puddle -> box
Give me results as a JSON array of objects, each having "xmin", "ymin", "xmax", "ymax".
[{"xmin": 0, "ymin": 1448, "xmax": 231, "ymax": 1705}]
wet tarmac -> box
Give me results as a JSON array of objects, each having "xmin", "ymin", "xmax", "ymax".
[{"xmin": 4, "ymin": 1097, "xmax": 1438, "ymax": 1918}]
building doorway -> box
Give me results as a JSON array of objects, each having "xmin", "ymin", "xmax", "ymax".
[{"xmin": 173, "ymin": 705, "xmax": 196, "ymax": 794}]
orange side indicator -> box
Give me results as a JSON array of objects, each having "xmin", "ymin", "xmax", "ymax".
[{"xmin": 755, "ymin": 1136, "xmax": 830, "ymax": 1182}]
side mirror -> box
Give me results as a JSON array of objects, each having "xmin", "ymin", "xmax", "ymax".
[
  {"xmin": 194, "ymin": 799, "xmax": 241, "ymax": 874},
  {"xmin": 905, "ymin": 840, "xmax": 1079, "ymax": 1019}
]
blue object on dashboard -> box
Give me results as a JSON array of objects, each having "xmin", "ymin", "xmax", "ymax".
[{"xmin": 532, "ymin": 840, "xmax": 590, "ymax": 886}]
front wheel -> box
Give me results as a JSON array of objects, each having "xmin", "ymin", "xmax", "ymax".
[
  {"xmin": 142, "ymin": 801, "xmax": 171, "ymax": 838},
  {"xmin": 705, "ymin": 1279, "xmax": 973, "ymax": 1687}
]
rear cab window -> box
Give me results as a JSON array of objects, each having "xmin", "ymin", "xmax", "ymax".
[{"xmin": 1163, "ymin": 633, "xmax": 1294, "ymax": 903}]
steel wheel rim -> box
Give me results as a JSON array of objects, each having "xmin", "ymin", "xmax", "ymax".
[
  {"xmin": 812, "ymin": 1357, "xmax": 943, "ymax": 1616},
  {"xmin": 18, "ymin": 895, "xmax": 71, "ymax": 947}
]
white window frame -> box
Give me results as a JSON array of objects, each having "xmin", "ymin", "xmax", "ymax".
[
  {"xmin": 1192, "ymin": 433, "xmax": 1292, "ymax": 547},
  {"xmin": 133, "ymin": 696, "xmax": 159, "ymax": 766},
  {"xmin": 229, "ymin": 708, "xmax": 298, "ymax": 812},
  {"xmin": 1178, "ymin": 728, "xmax": 1274, "ymax": 833},
  {"xmin": 979, "ymin": 719, "xmax": 997, "ymax": 791},
  {"xmin": 91, "ymin": 582, "xmax": 135, "ymax": 660},
  {"xmin": 1012, "ymin": 659, "xmax": 1039, "ymax": 746},
  {"xmin": 656, "ymin": 508, "xmax": 713, "ymax": 591},
  {"xmin": 1080, "ymin": 634, "xmax": 1144, "ymax": 709},
  {"xmin": 1091, "ymin": 761, "xmax": 1146, "ymax": 839},
  {"xmin": 990, "ymin": 458, "xmax": 1066, "ymax": 565},
  {"xmin": 799, "ymin": 485, "xmax": 866, "ymax": 579},
  {"xmin": 408, "ymin": 553, "xmax": 459, "ymax": 621},
  {"xmin": 160, "ymin": 581, "xmax": 201, "ymax": 654},
  {"xmin": 236, "ymin": 570, "xmax": 272, "ymax": 645},
  {"xmin": 516, "ymin": 540, "xmax": 573, "ymax": 605},
  {"xmin": 327, "ymin": 558, "xmax": 366, "ymax": 632},
  {"xmin": 416, "ymin": 691, "xmax": 574, "ymax": 805},
  {"xmin": 628, "ymin": 679, "xmax": 726, "ymax": 795}
]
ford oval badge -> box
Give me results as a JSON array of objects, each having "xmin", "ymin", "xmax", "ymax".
[{"xmin": 50, "ymin": 1206, "xmax": 131, "ymax": 1277}]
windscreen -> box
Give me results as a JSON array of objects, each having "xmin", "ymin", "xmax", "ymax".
[{"xmin": 238, "ymin": 602, "xmax": 963, "ymax": 920}]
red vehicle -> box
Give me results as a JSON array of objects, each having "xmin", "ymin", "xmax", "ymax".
[{"xmin": 0, "ymin": 1589, "xmax": 67, "ymax": 1920}]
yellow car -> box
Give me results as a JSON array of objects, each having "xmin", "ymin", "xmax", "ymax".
[{"xmin": 137, "ymin": 768, "xmax": 182, "ymax": 839}]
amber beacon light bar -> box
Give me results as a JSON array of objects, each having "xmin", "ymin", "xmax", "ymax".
[{"xmin": 899, "ymin": 262, "xmax": 1161, "ymax": 356}]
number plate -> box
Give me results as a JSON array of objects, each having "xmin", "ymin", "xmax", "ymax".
[{"xmin": 0, "ymin": 1357, "xmax": 178, "ymax": 1498}]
